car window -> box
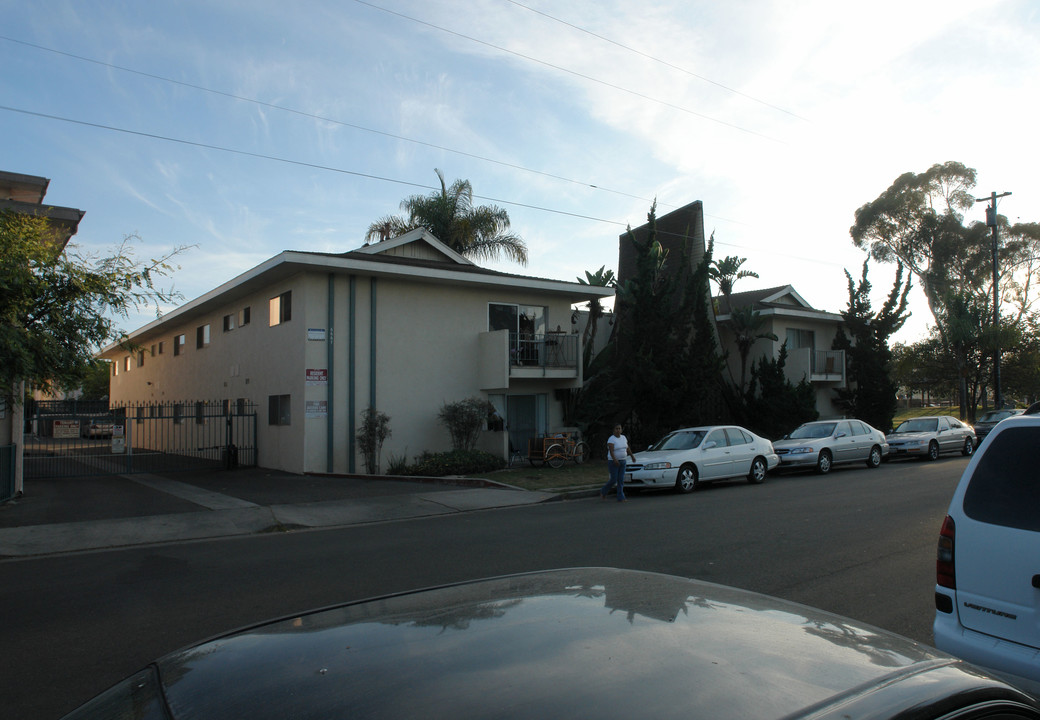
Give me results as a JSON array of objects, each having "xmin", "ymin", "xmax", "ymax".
[
  {"xmin": 725, "ymin": 428, "xmax": 749, "ymax": 446},
  {"xmin": 854, "ymin": 421, "xmax": 871, "ymax": 436},
  {"xmin": 939, "ymin": 417, "xmax": 951, "ymax": 431},
  {"xmin": 963, "ymin": 426, "xmax": 1040, "ymax": 532},
  {"xmin": 834, "ymin": 421, "xmax": 851, "ymax": 437},
  {"xmin": 655, "ymin": 430, "xmax": 706, "ymax": 451},
  {"xmin": 739, "ymin": 429, "xmax": 755, "ymax": 444},
  {"xmin": 895, "ymin": 418, "xmax": 938, "ymax": 433},
  {"xmin": 790, "ymin": 423, "xmax": 835, "ymax": 439},
  {"xmin": 946, "ymin": 417, "xmax": 965, "ymax": 429},
  {"xmin": 705, "ymin": 429, "xmax": 729, "ymax": 448}
]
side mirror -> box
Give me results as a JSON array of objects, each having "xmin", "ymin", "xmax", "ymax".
[
  {"xmin": 834, "ymin": 431, "xmax": 847, "ymax": 439},
  {"xmin": 703, "ymin": 440, "xmax": 718, "ymax": 450}
]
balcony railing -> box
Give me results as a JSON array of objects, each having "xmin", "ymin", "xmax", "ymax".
[
  {"xmin": 511, "ymin": 332, "xmax": 578, "ymax": 369},
  {"xmin": 786, "ymin": 347, "xmax": 845, "ymax": 384}
]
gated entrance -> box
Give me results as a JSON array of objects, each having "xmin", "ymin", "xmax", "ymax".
[{"xmin": 25, "ymin": 399, "xmax": 257, "ymax": 479}]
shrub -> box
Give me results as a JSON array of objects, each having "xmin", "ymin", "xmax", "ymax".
[
  {"xmin": 438, "ymin": 396, "xmax": 495, "ymax": 451},
  {"xmin": 357, "ymin": 406, "xmax": 391, "ymax": 474},
  {"xmin": 400, "ymin": 449, "xmax": 504, "ymax": 477}
]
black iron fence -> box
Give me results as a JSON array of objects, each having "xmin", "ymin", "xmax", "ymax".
[
  {"xmin": 510, "ymin": 332, "xmax": 578, "ymax": 368},
  {"xmin": 25, "ymin": 400, "xmax": 257, "ymax": 479}
]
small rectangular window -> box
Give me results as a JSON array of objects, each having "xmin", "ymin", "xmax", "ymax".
[
  {"xmin": 158, "ymin": 341, "xmax": 165, "ymax": 355},
  {"xmin": 150, "ymin": 344, "xmax": 156, "ymax": 357},
  {"xmin": 223, "ymin": 314, "xmax": 236, "ymax": 332},
  {"xmin": 237, "ymin": 397, "xmax": 247, "ymax": 415},
  {"xmin": 268, "ymin": 394, "xmax": 291, "ymax": 425},
  {"xmin": 113, "ymin": 363, "xmax": 118, "ymax": 377},
  {"xmin": 124, "ymin": 357, "xmax": 131, "ymax": 372},
  {"xmin": 174, "ymin": 335, "xmax": 186, "ymax": 356},
  {"xmin": 136, "ymin": 406, "xmax": 145, "ymax": 424},
  {"xmin": 196, "ymin": 401, "xmax": 206, "ymax": 425},
  {"xmin": 240, "ymin": 306, "xmax": 251, "ymax": 326},
  {"xmin": 137, "ymin": 350, "xmax": 145, "ymax": 367},
  {"xmin": 269, "ymin": 291, "xmax": 292, "ymax": 326},
  {"xmin": 196, "ymin": 324, "xmax": 211, "ymax": 349},
  {"xmin": 174, "ymin": 403, "xmax": 184, "ymax": 424}
]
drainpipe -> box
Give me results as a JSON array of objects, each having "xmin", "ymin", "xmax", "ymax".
[
  {"xmin": 348, "ymin": 275, "xmax": 356, "ymax": 473},
  {"xmin": 327, "ymin": 274, "xmax": 334, "ymax": 473},
  {"xmin": 370, "ymin": 278, "xmax": 377, "ymax": 410}
]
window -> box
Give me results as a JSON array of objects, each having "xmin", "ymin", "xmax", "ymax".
[
  {"xmin": 196, "ymin": 324, "xmax": 211, "ymax": 349},
  {"xmin": 786, "ymin": 328, "xmax": 815, "ymax": 350},
  {"xmin": 150, "ymin": 344, "xmax": 156, "ymax": 356},
  {"xmin": 223, "ymin": 314, "xmax": 236, "ymax": 332},
  {"xmin": 137, "ymin": 350, "xmax": 145, "ymax": 367},
  {"xmin": 239, "ymin": 306, "xmax": 251, "ymax": 326},
  {"xmin": 158, "ymin": 341, "xmax": 165, "ymax": 355},
  {"xmin": 123, "ymin": 356, "xmax": 131, "ymax": 372},
  {"xmin": 269, "ymin": 292, "xmax": 291, "ymax": 326},
  {"xmin": 173, "ymin": 403, "xmax": 184, "ymax": 424},
  {"xmin": 196, "ymin": 401, "xmax": 206, "ymax": 425},
  {"xmin": 964, "ymin": 427, "xmax": 1040, "ymax": 532},
  {"xmin": 136, "ymin": 406, "xmax": 145, "ymax": 424},
  {"xmin": 237, "ymin": 397, "xmax": 248, "ymax": 415},
  {"xmin": 268, "ymin": 394, "xmax": 291, "ymax": 425},
  {"xmin": 174, "ymin": 335, "xmax": 186, "ymax": 356},
  {"xmin": 490, "ymin": 302, "xmax": 547, "ymax": 365},
  {"xmin": 112, "ymin": 363, "xmax": 118, "ymax": 377}
]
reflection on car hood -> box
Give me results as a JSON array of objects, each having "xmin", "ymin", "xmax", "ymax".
[
  {"xmin": 632, "ymin": 449, "xmax": 688, "ymax": 463},
  {"xmin": 63, "ymin": 568, "xmax": 1037, "ymax": 720},
  {"xmin": 772, "ymin": 437, "xmax": 823, "ymax": 449},
  {"xmin": 887, "ymin": 431, "xmax": 934, "ymax": 441}
]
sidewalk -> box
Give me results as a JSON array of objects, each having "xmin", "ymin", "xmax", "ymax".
[{"xmin": 0, "ymin": 467, "xmax": 561, "ymax": 558}]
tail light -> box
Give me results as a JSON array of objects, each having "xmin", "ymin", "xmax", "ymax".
[{"xmin": 937, "ymin": 515, "xmax": 956, "ymax": 589}]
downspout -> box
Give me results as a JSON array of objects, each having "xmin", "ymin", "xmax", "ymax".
[
  {"xmin": 327, "ymin": 274, "xmax": 334, "ymax": 473},
  {"xmin": 348, "ymin": 275, "xmax": 356, "ymax": 473},
  {"xmin": 370, "ymin": 278, "xmax": 377, "ymax": 410}
]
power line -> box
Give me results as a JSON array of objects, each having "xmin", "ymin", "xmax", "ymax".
[
  {"xmin": 351, "ymin": 0, "xmax": 784, "ymax": 143},
  {"xmin": 0, "ymin": 35, "xmax": 665, "ymax": 210},
  {"xmin": 505, "ymin": 0, "xmax": 809, "ymax": 122}
]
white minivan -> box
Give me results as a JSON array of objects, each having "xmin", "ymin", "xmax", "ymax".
[{"xmin": 934, "ymin": 408, "xmax": 1040, "ymax": 696}]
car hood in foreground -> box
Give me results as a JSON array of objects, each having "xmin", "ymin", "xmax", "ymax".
[{"xmin": 63, "ymin": 568, "xmax": 1037, "ymax": 720}]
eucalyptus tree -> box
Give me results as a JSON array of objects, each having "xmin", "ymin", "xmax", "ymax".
[{"xmin": 366, "ymin": 169, "xmax": 528, "ymax": 265}]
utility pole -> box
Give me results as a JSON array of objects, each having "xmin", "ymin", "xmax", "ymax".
[{"xmin": 975, "ymin": 190, "xmax": 1011, "ymax": 409}]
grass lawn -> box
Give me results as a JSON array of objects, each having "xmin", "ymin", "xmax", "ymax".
[{"xmin": 486, "ymin": 459, "xmax": 608, "ymax": 492}]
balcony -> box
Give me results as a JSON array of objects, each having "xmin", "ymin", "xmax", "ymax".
[
  {"xmin": 786, "ymin": 348, "xmax": 845, "ymax": 384},
  {"xmin": 478, "ymin": 330, "xmax": 581, "ymax": 389}
]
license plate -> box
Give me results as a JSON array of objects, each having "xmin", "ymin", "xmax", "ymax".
[{"xmin": 625, "ymin": 474, "xmax": 632, "ymax": 482}]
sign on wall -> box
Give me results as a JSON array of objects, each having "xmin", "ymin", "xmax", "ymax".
[
  {"xmin": 306, "ymin": 369, "xmax": 328, "ymax": 385},
  {"xmin": 307, "ymin": 328, "xmax": 326, "ymax": 341},
  {"xmin": 305, "ymin": 400, "xmax": 328, "ymax": 419}
]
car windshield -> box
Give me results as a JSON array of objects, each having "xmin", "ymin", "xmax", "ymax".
[
  {"xmin": 979, "ymin": 410, "xmax": 1015, "ymax": 423},
  {"xmin": 894, "ymin": 418, "xmax": 938, "ymax": 433},
  {"xmin": 652, "ymin": 430, "xmax": 706, "ymax": 451},
  {"xmin": 788, "ymin": 423, "xmax": 836, "ymax": 440}
]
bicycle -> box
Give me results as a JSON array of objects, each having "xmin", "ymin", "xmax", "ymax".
[{"xmin": 528, "ymin": 434, "xmax": 592, "ymax": 468}]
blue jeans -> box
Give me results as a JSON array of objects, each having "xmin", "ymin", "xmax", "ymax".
[{"xmin": 601, "ymin": 459, "xmax": 627, "ymax": 501}]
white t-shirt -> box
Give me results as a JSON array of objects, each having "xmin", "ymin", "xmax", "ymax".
[{"xmin": 607, "ymin": 434, "xmax": 629, "ymax": 461}]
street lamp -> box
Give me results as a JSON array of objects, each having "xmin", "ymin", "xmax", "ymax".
[{"xmin": 975, "ymin": 191, "xmax": 1011, "ymax": 410}]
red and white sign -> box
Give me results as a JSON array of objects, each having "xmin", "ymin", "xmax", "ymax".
[{"xmin": 306, "ymin": 368, "xmax": 328, "ymax": 385}]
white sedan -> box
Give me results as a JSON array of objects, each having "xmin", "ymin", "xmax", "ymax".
[{"xmin": 625, "ymin": 425, "xmax": 779, "ymax": 493}]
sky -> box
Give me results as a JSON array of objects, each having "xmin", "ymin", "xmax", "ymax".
[{"xmin": 3, "ymin": 0, "xmax": 1038, "ymax": 345}]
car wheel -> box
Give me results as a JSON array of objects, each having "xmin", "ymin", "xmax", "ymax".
[
  {"xmin": 961, "ymin": 438, "xmax": 974, "ymax": 457},
  {"xmin": 926, "ymin": 440, "xmax": 940, "ymax": 461},
  {"xmin": 675, "ymin": 464, "xmax": 698, "ymax": 494},
  {"xmin": 866, "ymin": 445, "xmax": 882, "ymax": 469},
  {"xmin": 816, "ymin": 449, "xmax": 832, "ymax": 475},
  {"xmin": 747, "ymin": 457, "xmax": 767, "ymax": 484}
]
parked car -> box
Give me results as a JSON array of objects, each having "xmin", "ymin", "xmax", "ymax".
[
  {"xmin": 62, "ymin": 568, "xmax": 1040, "ymax": 720},
  {"xmin": 625, "ymin": 425, "xmax": 779, "ymax": 493},
  {"xmin": 973, "ymin": 407, "xmax": 1025, "ymax": 444},
  {"xmin": 886, "ymin": 415, "xmax": 976, "ymax": 460},
  {"xmin": 773, "ymin": 419, "xmax": 889, "ymax": 474},
  {"xmin": 934, "ymin": 408, "xmax": 1040, "ymax": 697}
]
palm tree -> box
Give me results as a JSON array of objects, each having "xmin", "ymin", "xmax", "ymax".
[
  {"xmin": 709, "ymin": 247, "xmax": 759, "ymax": 312},
  {"xmin": 576, "ymin": 266, "xmax": 616, "ymax": 371},
  {"xmin": 365, "ymin": 169, "xmax": 528, "ymax": 265},
  {"xmin": 730, "ymin": 304, "xmax": 778, "ymax": 392}
]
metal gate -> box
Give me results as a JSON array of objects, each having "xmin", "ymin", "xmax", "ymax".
[{"xmin": 25, "ymin": 399, "xmax": 257, "ymax": 479}]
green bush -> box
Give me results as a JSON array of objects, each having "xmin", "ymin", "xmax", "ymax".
[{"xmin": 399, "ymin": 449, "xmax": 505, "ymax": 477}]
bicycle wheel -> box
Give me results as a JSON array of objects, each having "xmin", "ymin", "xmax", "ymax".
[
  {"xmin": 572, "ymin": 441, "xmax": 591, "ymax": 464},
  {"xmin": 545, "ymin": 443, "xmax": 566, "ymax": 469}
]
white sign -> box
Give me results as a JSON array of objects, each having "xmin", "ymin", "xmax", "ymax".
[
  {"xmin": 305, "ymin": 400, "xmax": 328, "ymax": 419},
  {"xmin": 307, "ymin": 328, "xmax": 326, "ymax": 341},
  {"xmin": 53, "ymin": 420, "xmax": 79, "ymax": 439},
  {"xmin": 111, "ymin": 425, "xmax": 125, "ymax": 454}
]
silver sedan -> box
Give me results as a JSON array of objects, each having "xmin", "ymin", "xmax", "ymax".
[{"xmin": 773, "ymin": 419, "xmax": 889, "ymax": 474}]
